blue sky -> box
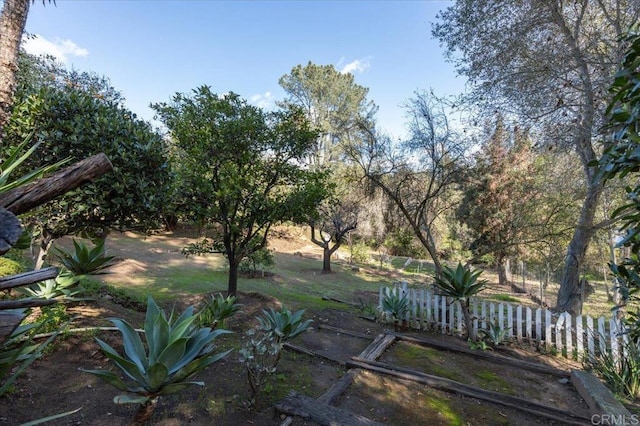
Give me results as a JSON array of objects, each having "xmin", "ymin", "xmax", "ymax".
[{"xmin": 23, "ymin": 0, "xmax": 464, "ymax": 139}]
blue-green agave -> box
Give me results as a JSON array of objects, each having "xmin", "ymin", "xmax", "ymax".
[{"xmin": 82, "ymin": 297, "xmax": 232, "ymax": 407}]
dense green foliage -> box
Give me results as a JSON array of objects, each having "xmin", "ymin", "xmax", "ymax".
[
  {"xmin": 4, "ymin": 53, "xmax": 170, "ymax": 260},
  {"xmin": 153, "ymin": 86, "xmax": 331, "ymax": 296},
  {"xmin": 197, "ymin": 293, "xmax": 242, "ymax": 329},
  {"xmin": 598, "ymin": 28, "xmax": 640, "ymax": 331}
]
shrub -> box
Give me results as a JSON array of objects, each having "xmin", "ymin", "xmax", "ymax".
[
  {"xmin": 350, "ymin": 241, "xmax": 370, "ymax": 264},
  {"xmin": 0, "ymin": 257, "xmax": 24, "ymax": 277},
  {"xmin": 586, "ymin": 336, "xmax": 640, "ymax": 401},
  {"xmin": 197, "ymin": 293, "xmax": 242, "ymax": 329}
]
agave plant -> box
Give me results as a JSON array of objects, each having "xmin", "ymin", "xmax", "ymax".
[
  {"xmin": 256, "ymin": 306, "xmax": 313, "ymax": 345},
  {"xmin": 433, "ymin": 263, "xmax": 487, "ymax": 341},
  {"xmin": 478, "ymin": 322, "xmax": 510, "ymax": 347},
  {"xmin": 197, "ymin": 293, "xmax": 242, "ymax": 329},
  {"xmin": 379, "ymin": 287, "xmax": 409, "ymax": 331},
  {"xmin": 54, "ymin": 238, "xmax": 115, "ymax": 276},
  {"xmin": 82, "ymin": 297, "xmax": 232, "ymax": 425}
]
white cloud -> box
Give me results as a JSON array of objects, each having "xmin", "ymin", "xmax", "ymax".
[
  {"xmin": 250, "ymin": 91, "xmax": 273, "ymax": 109},
  {"xmin": 22, "ymin": 34, "xmax": 88, "ymax": 63},
  {"xmin": 339, "ymin": 57, "xmax": 372, "ymax": 74}
]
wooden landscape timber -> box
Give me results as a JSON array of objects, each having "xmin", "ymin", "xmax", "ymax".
[
  {"xmin": 275, "ymin": 391, "xmax": 385, "ymax": 426},
  {"xmin": 345, "ymin": 357, "xmax": 590, "ymax": 425},
  {"xmin": 0, "ymin": 152, "xmax": 113, "ymax": 215},
  {"xmin": 390, "ymin": 331, "xmax": 570, "ymax": 378}
]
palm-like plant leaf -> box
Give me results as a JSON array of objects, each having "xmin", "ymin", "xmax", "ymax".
[{"xmin": 434, "ymin": 263, "xmax": 487, "ymax": 300}]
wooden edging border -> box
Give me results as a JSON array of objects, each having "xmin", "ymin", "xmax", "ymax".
[
  {"xmin": 390, "ymin": 331, "xmax": 570, "ymax": 378},
  {"xmin": 346, "ymin": 357, "xmax": 591, "ymax": 425}
]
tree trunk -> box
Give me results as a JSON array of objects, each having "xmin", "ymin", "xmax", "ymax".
[
  {"xmin": 34, "ymin": 233, "xmax": 53, "ymax": 270},
  {"xmin": 497, "ymin": 256, "xmax": 509, "ymax": 288},
  {"xmin": 556, "ymin": 182, "xmax": 602, "ymax": 315},
  {"xmin": 322, "ymin": 247, "xmax": 332, "ymax": 273},
  {"xmin": 460, "ymin": 299, "xmax": 476, "ymax": 341},
  {"xmin": 132, "ymin": 398, "xmax": 158, "ymax": 425},
  {"xmin": 227, "ymin": 259, "xmax": 239, "ymax": 297},
  {"xmin": 0, "ymin": 0, "xmax": 30, "ymax": 136}
]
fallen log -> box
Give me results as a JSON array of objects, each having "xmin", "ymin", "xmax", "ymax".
[{"xmin": 0, "ymin": 153, "xmax": 113, "ymax": 215}]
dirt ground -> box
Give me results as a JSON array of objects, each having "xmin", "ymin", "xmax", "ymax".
[{"xmin": 0, "ymin": 230, "xmax": 599, "ymax": 425}]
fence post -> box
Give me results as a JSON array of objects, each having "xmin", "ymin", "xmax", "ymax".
[
  {"xmin": 441, "ymin": 296, "xmax": 447, "ymax": 333},
  {"xmin": 526, "ymin": 307, "xmax": 532, "ymax": 343},
  {"xmin": 597, "ymin": 317, "xmax": 606, "ymax": 356},
  {"xmin": 472, "ymin": 299, "xmax": 479, "ymax": 337},
  {"xmin": 516, "ymin": 305, "xmax": 523, "ymax": 342},
  {"xmin": 555, "ymin": 313, "xmax": 565, "ymax": 355},
  {"xmin": 610, "ymin": 317, "xmax": 619, "ymax": 366},
  {"xmin": 545, "ymin": 309, "xmax": 552, "ymax": 351},
  {"xmin": 507, "ymin": 303, "xmax": 514, "ymax": 338},
  {"xmin": 576, "ymin": 315, "xmax": 583, "ymax": 361},
  {"xmin": 565, "ymin": 313, "xmax": 573, "ymax": 359},
  {"xmin": 535, "ymin": 308, "xmax": 542, "ymax": 344},
  {"xmin": 586, "ymin": 315, "xmax": 595, "ymax": 360}
]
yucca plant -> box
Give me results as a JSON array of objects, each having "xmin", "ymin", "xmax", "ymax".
[
  {"xmin": 54, "ymin": 238, "xmax": 115, "ymax": 276},
  {"xmin": 81, "ymin": 297, "xmax": 232, "ymax": 425},
  {"xmin": 379, "ymin": 288, "xmax": 409, "ymax": 331},
  {"xmin": 197, "ymin": 293, "xmax": 242, "ymax": 329},
  {"xmin": 433, "ymin": 263, "xmax": 487, "ymax": 341}
]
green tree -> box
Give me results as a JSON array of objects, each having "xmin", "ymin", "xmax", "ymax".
[
  {"xmin": 152, "ymin": 86, "xmax": 330, "ymax": 297},
  {"xmin": 278, "ymin": 61, "xmax": 377, "ymax": 168},
  {"xmin": 310, "ymin": 195, "xmax": 358, "ymax": 273},
  {"xmin": 4, "ymin": 54, "xmax": 170, "ymax": 267},
  {"xmin": 433, "ymin": 0, "xmax": 640, "ymax": 315}
]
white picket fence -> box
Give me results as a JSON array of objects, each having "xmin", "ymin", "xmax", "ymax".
[{"xmin": 378, "ymin": 282, "xmax": 629, "ymax": 362}]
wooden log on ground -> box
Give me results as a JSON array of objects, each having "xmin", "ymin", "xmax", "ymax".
[
  {"xmin": 275, "ymin": 391, "xmax": 385, "ymax": 426},
  {"xmin": 0, "ymin": 153, "xmax": 113, "ymax": 215},
  {"xmin": 317, "ymin": 368, "xmax": 361, "ymax": 405},
  {"xmin": 0, "ymin": 267, "xmax": 59, "ymax": 291},
  {"xmin": 0, "ymin": 298, "xmax": 57, "ymax": 310},
  {"xmin": 390, "ymin": 331, "xmax": 569, "ymax": 377},
  {"xmin": 357, "ymin": 333, "xmax": 395, "ymax": 361},
  {"xmin": 346, "ymin": 357, "xmax": 590, "ymax": 425}
]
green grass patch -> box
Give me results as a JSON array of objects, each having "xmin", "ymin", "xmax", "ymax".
[
  {"xmin": 424, "ymin": 394, "xmax": 463, "ymax": 425},
  {"xmin": 489, "ymin": 294, "xmax": 520, "ymax": 303},
  {"xmin": 475, "ymin": 369, "xmax": 514, "ymax": 395},
  {"xmin": 392, "ymin": 342, "xmax": 463, "ymax": 382}
]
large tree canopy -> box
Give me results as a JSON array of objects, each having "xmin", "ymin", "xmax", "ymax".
[
  {"xmin": 4, "ymin": 53, "xmax": 171, "ymax": 267},
  {"xmin": 279, "ymin": 62, "xmax": 377, "ymax": 168},
  {"xmin": 433, "ymin": 0, "xmax": 640, "ymax": 314},
  {"xmin": 152, "ymin": 86, "xmax": 331, "ymax": 296}
]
